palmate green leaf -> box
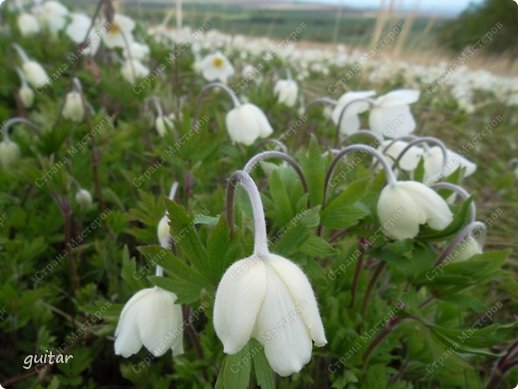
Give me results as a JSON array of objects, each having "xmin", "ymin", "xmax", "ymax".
[
  {"xmin": 165, "ymin": 200, "xmax": 209, "ymax": 274},
  {"xmin": 207, "ymin": 215, "xmax": 243, "ymax": 284},
  {"xmin": 272, "ymin": 222, "xmax": 309, "ymax": 256},
  {"xmin": 139, "ymin": 245, "xmax": 212, "ymax": 304},
  {"xmin": 268, "ymin": 169, "xmax": 294, "ymax": 227},
  {"xmin": 414, "ymin": 250, "xmax": 510, "ymax": 291},
  {"xmin": 426, "ymin": 322, "xmax": 514, "ymax": 357},
  {"xmin": 299, "ymin": 135, "xmax": 326, "ymax": 207},
  {"xmin": 299, "ymin": 234, "xmax": 337, "ymax": 257},
  {"xmin": 120, "ymin": 245, "xmax": 146, "ymax": 292},
  {"xmin": 321, "ymin": 178, "xmax": 371, "ymax": 229}
]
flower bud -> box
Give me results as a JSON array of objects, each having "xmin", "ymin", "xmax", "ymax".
[
  {"xmin": 0, "ymin": 140, "xmax": 21, "ymax": 169},
  {"xmin": 75, "ymin": 189, "xmax": 92, "ymax": 208},
  {"xmin": 19, "ymin": 85, "xmax": 35, "ymax": 108},
  {"xmin": 157, "ymin": 215, "xmax": 170, "ymax": 244},
  {"xmin": 63, "ymin": 91, "xmax": 85, "ymax": 122},
  {"xmin": 155, "ymin": 115, "xmax": 173, "ymax": 137}
]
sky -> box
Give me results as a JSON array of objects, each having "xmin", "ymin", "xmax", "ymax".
[{"xmin": 302, "ymin": 0, "xmax": 485, "ymax": 16}]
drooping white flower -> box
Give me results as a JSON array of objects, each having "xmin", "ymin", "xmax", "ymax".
[
  {"xmin": 378, "ymin": 140, "xmax": 423, "ymax": 172},
  {"xmin": 198, "ymin": 51, "xmax": 234, "ymax": 83},
  {"xmin": 22, "ymin": 60, "xmax": 50, "ymax": 89},
  {"xmin": 103, "ymin": 14, "xmax": 135, "ymax": 49},
  {"xmin": 121, "ymin": 59, "xmax": 149, "ymax": 84},
  {"xmin": 332, "ymin": 90, "xmax": 376, "ymax": 135},
  {"xmin": 19, "ymin": 85, "xmax": 35, "ymax": 108},
  {"xmin": 63, "ymin": 91, "xmax": 85, "ymax": 122},
  {"xmin": 75, "ymin": 188, "xmax": 92, "ymax": 208},
  {"xmin": 377, "ymin": 180, "xmax": 453, "ymax": 240},
  {"xmin": 214, "ymin": 252, "xmax": 327, "ymax": 377},
  {"xmin": 225, "ymin": 104, "xmax": 273, "ymax": 145},
  {"xmin": 33, "ymin": 0, "xmax": 69, "ymax": 34},
  {"xmin": 274, "ymin": 79, "xmax": 298, "ymax": 107},
  {"xmin": 423, "ymin": 146, "xmax": 477, "ymax": 184},
  {"xmin": 0, "ymin": 140, "xmax": 21, "ymax": 169},
  {"xmin": 214, "ymin": 170, "xmax": 326, "ymax": 377},
  {"xmin": 114, "ymin": 287, "xmax": 184, "ymax": 358},
  {"xmin": 17, "ymin": 13, "xmax": 40, "ymax": 36},
  {"xmin": 369, "ymin": 89, "xmax": 420, "ymax": 138}
]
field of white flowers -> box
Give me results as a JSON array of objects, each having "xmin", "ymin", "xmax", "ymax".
[{"xmin": 0, "ymin": 0, "xmax": 517, "ymax": 388}]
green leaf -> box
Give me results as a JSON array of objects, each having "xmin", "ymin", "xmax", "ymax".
[
  {"xmin": 223, "ymin": 343, "xmax": 252, "ymax": 389},
  {"xmin": 268, "ymin": 169, "xmax": 294, "ymax": 227},
  {"xmin": 321, "ymin": 179, "xmax": 370, "ymax": 228},
  {"xmin": 300, "ymin": 234, "xmax": 337, "ymax": 257},
  {"xmin": 300, "ymin": 136, "xmax": 326, "ymax": 207},
  {"xmin": 252, "ymin": 340, "xmax": 274, "ymax": 389},
  {"xmin": 418, "ymin": 197, "xmax": 473, "ymax": 240},
  {"xmin": 165, "ymin": 200, "xmax": 209, "ymax": 273}
]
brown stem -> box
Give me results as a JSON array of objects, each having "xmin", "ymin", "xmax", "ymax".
[
  {"xmin": 349, "ymin": 238, "xmax": 367, "ymax": 308},
  {"xmin": 184, "ymin": 306, "xmax": 210, "ymax": 381},
  {"xmin": 62, "ymin": 199, "xmax": 80, "ymax": 291},
  {"xmin": 363, "ymin": 316, "xmax": 404, "ymax": 363},
  {"xmin": 360, "ymin": 260, "xmax": 386, "ymax": 317}
]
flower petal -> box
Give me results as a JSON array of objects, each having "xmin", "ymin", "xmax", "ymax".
[{"xmin": 213, "ymin": 256, "xmax": 266, "ymax": 354}]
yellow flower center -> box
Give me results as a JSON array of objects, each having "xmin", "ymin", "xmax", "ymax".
[
  {"xmin": 212, "ymin": 57, "xmax": 224, "ymax": 69},
  {"xmin": 108, "ymin": 23, "xmax": 120, "ymax": 34}
]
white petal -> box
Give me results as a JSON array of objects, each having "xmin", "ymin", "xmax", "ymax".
[
  {"xmin": 377, "ymin": 183, "xmax": 425, "ymax": 240},
  {"xmin": 137, "ymin": 288, "xmax": 182, "ymax": 357},
  {"xmin": 267, "ymin": 254, "xmax": 327, "ymax": 347},
  {"xmin": 253, "ymin": 261, "xmax": 312, "ymax": 377},
  {"xmin": 225, "ymin": 105, "xmax": 261, "ymax": 145},
  {"xmin": 375, "ymin": 89, "xmax": 420, "ymax": 107},
  {"xmin": 399, "ymin": 181, "xmax": 453, "ymax": 231},
  {"xmin": 213, "ymin": 256, "xmax": 266, "ymax": 354},
  {"xmin": 369, "ymin": 105, "xmax": 416, "ymax": 138}
]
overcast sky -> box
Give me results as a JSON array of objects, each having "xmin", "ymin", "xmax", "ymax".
[{"xmin": 301, "ymin": 0, "xmax": 485, "ymax": 15}]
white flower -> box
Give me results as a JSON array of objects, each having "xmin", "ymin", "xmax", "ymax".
[
  {"xmin": 423, "ymin": 146, "xmax": 477, "ymax": 184},
  {"xmin": 214, "ymin": 252, "xmax": 327, "ymax": 377},
  {"xmin": 377, "ymin": 181, "xmax": 453, "ymax": 240},
  {"xmin": 66, "ymin": 13, "xmax": 102, "ymax": 56},
  {"xmin": 157, "ymin": 215, "xmax": 170, "ymax": 244},
  {"xmin": 103, "ymin": 14, "xmax": 135, "ymax": 49},
  {"xmin": 332, "ymin": 91, "xmax": 376, "ymax": 135},
  {"xmin": 0, "ymin": 140, "xmax": 21, "ymax": 169},
  {"xmin": 123, "ymin": 41, "xmax": 150, "ymax": 61},
  {"xmin": 274, "ymin": 79, "xmax": 298, "ymax": 107},
  {"xmin": 19, "ymin": 85, "xmax": 35, "ymax": 108},
  {"xmin": 63, "ymin": 91, "xmax": 85, "ymax": 122},
  {"xmin": 34, "ymin": 1, "xmax": 69, "ymax": 34},
  {"xmin": 225, "ymin": 104, "xmax": 273, "ymax": 145},
  {"xmin": 198, "ymin": 51, "xmax": 234, "ymax": 83},
  {"xmin": 121, "ymin": 59, "xmax": 149, "ymax": 84},
  {"xmin": 17, "ymin": 13, "xmax": 40, "ymax": 36},
  {"xmin": 155, "ymin": 115, "xmax": 173, "ymax": 137},
  {"xmin": 114, "ymin": 287, "xmax": 184, "ymax": 358},
  {"xmin": 22, "ymin": 60, "xmax": 50, "ymax": 88},
  {"xmin": 369, "ymin": 89, "xmax": 420, "ymax": 138},
  {"xmin": 378, "ymin": 140, "xmax": 423, "ymax": 172},
  {"xmin": 75, "ymin": 189, "xmax": 92, "ymax": 208}
]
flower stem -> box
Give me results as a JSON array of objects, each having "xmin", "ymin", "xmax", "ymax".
[
  {"xmin": 349, "ymin": 238, "xmax": 367, "ymax": 308},
  {"xmin": 226, "ymin": 171, "xmax": 269, "ymax": 256},
  {"xmin": 360, "ymin": 260, "xmax": 386, "ymax": 317}
]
